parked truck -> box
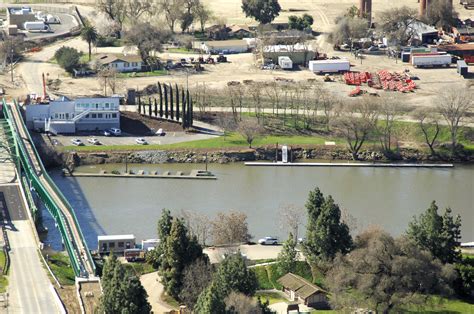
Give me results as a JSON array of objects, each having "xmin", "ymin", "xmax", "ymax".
[
  {"xmin": 308, "ymin": 59, "xmax": 350, "ymax": 74},
  {"xmin": 411, "ymin": 54, "xmax": 451, "ymax": 68},
  {"xmin": 24, "ymin": 21, "xmax": 50, "ymax": 32}
]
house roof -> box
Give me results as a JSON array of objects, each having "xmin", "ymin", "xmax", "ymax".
[
  {"xmin": 204, "ymin": 40, "xmax": 248, "ymax": 48},
  {"xmin": 229, "ymin": 24, "xmax": 251, "ymax": 33},
  {"xmin": 277, "ymin": 273, "xmax": 326, "ymax": 299},
  {"xmin": 98, "ymin": 234, "xmax": 135, "ymax": 241},
  {"xmin": 408, "ymin": 20, "xmax": 438, "ymax": 36},
  {"xmin": 96, "ymin": 54, "xmax": 143, "ymax": 65}
]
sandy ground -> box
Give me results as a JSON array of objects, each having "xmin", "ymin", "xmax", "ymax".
[
  {"xmin": 204, "ymin": 244, "xmax": 284, "ymax": 263},
  {"xmin": 140, "ymin": 271, "xmax": 176, "ymax": 314},
  {"xmin": 1, "ymin": 1, "xmax": 473, "ymax": 108}
]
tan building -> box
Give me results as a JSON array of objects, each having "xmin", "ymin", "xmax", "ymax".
[
  {"xmin": 7, "ymin": 7, "xmax": 37, "ymax": 29},
  {"xmin": 263, "ymin": 44, "xmax": 316, "ymax": 66},
  {"xmin": 277, "ymin": 273, "xmax": 329, "ymax": 309}
]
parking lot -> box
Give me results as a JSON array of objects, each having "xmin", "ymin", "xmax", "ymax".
[
  {"xmin": 23, "ymin": 13, "xmax": 79, "ymax": 40},
  {"xmin": 51, "ymin": 131, "xmax": 217, "ymax": 147}
]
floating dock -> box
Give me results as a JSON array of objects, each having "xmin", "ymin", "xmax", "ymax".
[
  {"xmin": 63, "ymin": 169, "xmax": 217, "ymax": 180},
  {"xmin": 244, "ymin": 162, "xmax": 454, "ymax": 168}
]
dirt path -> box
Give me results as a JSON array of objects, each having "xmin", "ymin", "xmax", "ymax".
[{"xmin": 140, "ymin": 271, "xmax": 176, "ymax": 314}]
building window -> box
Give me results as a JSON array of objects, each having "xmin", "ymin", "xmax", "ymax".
[
  {"xmin": 105, "ymin": 103, "xmax": 109, "ymax": 108},
  {"xmin": 96, "ymin": 103, "xmax": 99, "ymax": 109},
  {"xmin": 98, "ymin": 113, "xmax": 103, "ymax": 118},
  {"xmin": 124, "ymin": 62, "xmax": 129, "ymax": 67},
  {"xmin": 109, "ymin": 242, "xmax": 115, "ymax": 249},
  {"xmin": 91, "ymin": 113, "xmax": 97, "ymax": 118},
  {"xmin": 86, "ymin": 114, "xmax": 90, "ymax": 118},
  {"xmin": 54, "ymin": 113, "xmax": 58, "ymax": 119},
  {"xmin": 112, "ymin": 113, "xmax": 117, "ymax": 118},
  {"xmin": 118, "ymin": 242, "xmax": 124, "ymax": 248},
  {"xmin": 65, "ymin": 113, "xmax": 69, "ymax": 119}
]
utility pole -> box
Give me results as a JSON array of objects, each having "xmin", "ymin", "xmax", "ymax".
[{"xmin": 10, "ymin": 48, "xmax": 14, "ymax": 83}]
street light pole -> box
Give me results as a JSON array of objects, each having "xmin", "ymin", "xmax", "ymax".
[{"xmin": 10, "ymin": 48, "xmax": 14, "ymax": 83}]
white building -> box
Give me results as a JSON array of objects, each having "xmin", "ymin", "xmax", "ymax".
[
  {"xmin": 193, "ymin": 39, "xmax": 249, "ymax": 54},
  {"xmin": 96, "ymin": 54, "xmax": 143, "ymax": 72},
  {"xmin": 25, "ymin": 96, "xmax": 120, "ymax": 134}
]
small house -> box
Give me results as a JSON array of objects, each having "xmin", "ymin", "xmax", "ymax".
[
  {"xmin": 97, "ymin": 234, "xmax": 136, "ymax": 254},
  {"xmin": 277, "ymin": 273, "xmax": 329, "ymax": 309},
  {"xmin": 205, "ymin": 24, "xmax": 230, "ymax": 40},
  {"xmin": 96, "ymin": 54, "xmax": 143, "ymax": 73},
  {"xmin": 229, "ymin": 24, "xmax": 253, "ymax": 38}
]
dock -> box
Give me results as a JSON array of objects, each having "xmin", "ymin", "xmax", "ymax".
[
  {"xmin": 244, "ymin": 162, "xmax": 454, "ymax": 168},
  {"xmin": 63, "ymin": 169, "xmax": 217, "ymax": 180}
]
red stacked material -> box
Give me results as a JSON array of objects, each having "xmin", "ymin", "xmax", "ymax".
[
  {"xmin": 344, "ymin": 72, "xmax": 372, "ymax": 85},
  {"xmin": 344, "ymin": 70, "xmax": 416, "ymax": 93}
]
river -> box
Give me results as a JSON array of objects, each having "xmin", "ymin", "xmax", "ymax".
[{"xmin": 43, "ymin": 163, "xmax": 474, "ymax": 250}]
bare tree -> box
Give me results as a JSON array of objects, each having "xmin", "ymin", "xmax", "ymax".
[
  {"xmin": 237, "ymin": 119, "xmax": 264, "ymax": 148},
  {"xmin": 179, "ymin": 209, "xmax": 211, "ymax": 246},
  {"xmin": 424, "ymin": 0, "xmax": 458, "ymax": 30},
  {"xmin": 193, "ymin": 82, "xmax": 210, "ymax": 114},
  {"xmin": 265, "ymin": 81, "xmax": 282, "ymax": 116},
  {"xmin": 157, "ymin": 0, "xmax": 185, "ymax": 33},
  {"xmin": 97, "ymin": 67, "xmax": 122, "ymax": 96},
  {"xmin": 224, "ymin": 292, "xmax": 260, "ymax": 314},
  {"xmin": 123, "ymin": 22, "xmax": 171, "ymax": 65},
  {"xmin": 329, "ymin": 16, "xmax": 369, "ymax": 49},
  {"xmin": 193, "ymin": 2, "xmax": 213, "ymax": 32},
  {"xmin": 278, "ymin": 204, "xmax": 304, "ymax": 240},
  {"xmin": 216, "ymin": 114, "xmax": 237, "ymax": 141},
  {"xmin": 126, "ymin": 0, "xmax": 153, "ymax": 20},
  {"xmin": 96, "ymin": 0, "xmax": 127, "ymax": 37},
  {"xmin": 247, "ymin": 83, "xmax": 264, "ymax": 124},
  {"xmin": 332, "ymin": 99, "xmax": 379, "ymax": 160},
  {"xmin": 437, "ymin": 88, "xmax": 473, "ymax": 155},
  {"xmin": 414, "ymin": 108, "xmax": 441, "ymax": 156},
  {"xmin": 179, "ymin": 257, "xmax": 212, "ymax": 309},
  {"xmin": 211, "ymin": 211, "xmax": 252, "ymax": 245},
  {"xmin": 378, "ymin": 6, "xmax": 418, "ymax": 47},
  {"xmin": 227, "ymin": 81, "xmax": 245, "ymax": 121},
  {"xmin": 376, "ymin": 95, "xmax": 404, "ymax": 154},
  {"xmin": 94, "ymin": 14, "xmax": 121, "ymax": 37}
]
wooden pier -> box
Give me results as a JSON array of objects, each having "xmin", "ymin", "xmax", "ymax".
[
  {"xmin": 244, "ymin": 162, "xmax": 454, "ymax": 168},
  {"xmin": 63, "ymin": 169, "xmax": 217, "ymax": 180}
]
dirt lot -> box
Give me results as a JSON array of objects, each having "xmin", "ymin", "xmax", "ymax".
[{"xmin": 2, "ymin": 0, "xmax": 473, "ymax": 109}]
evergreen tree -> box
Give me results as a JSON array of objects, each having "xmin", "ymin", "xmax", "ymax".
[
  {"xmin": 407, "ymin": 201, "xmax": 461, "ymax": 264},
  {"xmin": 303, "ymin": 188, "xmax": 352, "ymax": 264},
  {"xmin": 100, "ymin": 255, "xmax": 151, "ymax": 314},
  {"xmin": 159, "ymin": 218, "xmax": 204, "ymax": 299},
  {"xmin": 194, "ymin": 282, "xmax": 226, "ymax": 314},
  {"xmin": 214, "ymin": 253, "xmax": 257, "ymax": 296},
  {"xmin": 146, "ymin": 209, "xmax": 173, "ymax": 268},
  {"xmin": 277, "ymin": 232, "xmax": 298, "ymax": 275}
]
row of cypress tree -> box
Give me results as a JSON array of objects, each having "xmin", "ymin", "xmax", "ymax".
[{"xmin": 137, "ymin": 82, "xmax": 194, "ymax": 129}]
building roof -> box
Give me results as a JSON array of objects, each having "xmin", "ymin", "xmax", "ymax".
[
  {"xmin": 408, "ymin": 20, "xmax": 438, "ymax": 35},
  {"xmin": 96, "ymin": 53, "xmax": 143, "ymax": 65},
  {"xmin": 263, "ymin": 43, "xmax": 312, "ymax": 52},
  {"xmin": 438, "ymin": 43, "xmax": 474, "ymax": 52},
  {"xmin": 277, "ymin": 273, "xmax": 326, "ymax": 299},
  {"xmin": 98, "ymin": 234, "xmax": 136, "ymax": 241},
  {"xmin": 204, "ymin": 40, "xmax": 249, "ymax": 48},
  {"xmin": 229, "ymin": 24, "xmax": 251, "ymax": 33}
]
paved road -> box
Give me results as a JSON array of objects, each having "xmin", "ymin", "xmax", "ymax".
[{"xmin": 0, "ymin": 185, "xmax": 60, "ymax": 313}]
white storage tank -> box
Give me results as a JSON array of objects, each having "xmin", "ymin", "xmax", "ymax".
[
  {"xmin": 308, "ymin": 59, "xmax": 350, "ymax": 74},
  {"xmin": 278, "ymin": 56, "xmax": 293, "ymax": 70}
]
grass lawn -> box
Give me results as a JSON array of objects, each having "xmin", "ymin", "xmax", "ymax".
[
  {"xmin": 0, "ymin": 275, "xmax": 7, "ymax": 293},
  {"xmin": 0, "ymin": 250, "xmax": 7, "ymax": 274},
  {"xmin": 117, "ymin": 70, "xmax": 168, "ymax": 78},
  {"xmin": 167, "ymin": 47, "xmax": 195, "ymax": 54},
  {"xmin": 405, "ymin": 297, "xmax": 474, "ymax": 313},
  {"xmin": 60, "ymin": 133, "xmax": 339, "ymax": 152},
  {"xmin": 160, "ymin": 292, "xmax": 180, "ymax": 308},
  {"xmin": 254, "ymin": 291, "xmax": 287, "ymax": 305},
  {"xmin": 46, "ymin": 252, "xmax": 76, "ymax": 286},
  {"xmin": 124, "ymin": 262, "xmax": 155, "ymax": 276}
]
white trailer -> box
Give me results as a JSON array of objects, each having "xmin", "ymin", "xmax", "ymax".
[
  {"xmin": 278, "ymin": 56, "xmax": 293, "ymax": 70},
  {"xmin": 24, "ymin": 21, "xmax": 50, "ymax": 32},
  {"xmin": 45, "ymin": 14, "xmax": 60, "ymax": 24},
  {"xmin": 411, "ymin": 54, "xmax": 451, "ymax": 68},
  {"xmin": 308, "ymin": 59, "xmax": 350, "ymax": 74}
]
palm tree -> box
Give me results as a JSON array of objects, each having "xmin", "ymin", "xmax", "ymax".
[{"xmin": 81, "ymin": 24, "xmax": 98, "ymax": 61}]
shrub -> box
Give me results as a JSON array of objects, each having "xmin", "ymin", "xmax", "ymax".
[{"xmin": 54, "ymin": 46, "xmax": 81, "ymax": 73}]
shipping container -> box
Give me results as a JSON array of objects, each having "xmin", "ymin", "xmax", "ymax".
[
  {"xmin": 457, "ymin": 60, "xmax": 468, "ymax": 76},
  {"xmin": 308, "ymin": 59, "xmax": 350, "ymax": 74},
  {"xmin": 411, "ymin": 54, "xmax": 452, "ymax": 67}
]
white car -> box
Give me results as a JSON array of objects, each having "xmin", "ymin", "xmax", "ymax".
[
  {"xmin": 135, "ymin": 138, "xmax": 148, "ymax": 145},
  {"xmin": 87, "ymin": 138, "xmax": 100, "ymax": 145},
  {"xmin": 71, "ymin": 139, "xmax": 84, "ymax": 146},
  {"xmin": 109, "ymin": 128, "xmax": 122, "ymax": 136},
  {"xmin": 156, "ymin": 128, "xmax": 166, "ymax": 136},
  {"xmin": 258, "ymin": 237, "xmax": 278, "ymax": 245},
  {"xmin": 103, "ymin": 129, "xmax": 111, "ymax": 136}
]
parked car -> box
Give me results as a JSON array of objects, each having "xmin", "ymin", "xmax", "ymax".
[
  {"xmin": 258, "ymin": 236, "xmax": 278, "ymax": 245},
  {"xmin": 109, "ymin": 128, "xmax": 121, "ymax": 136},
  {"xmin": 71, "ymin": 139, "xmax": 84, "ymax": 146},
  {"xmin": 378, "ymin": 44, "xmax": 387, "ymax": 48},
  {"xmin": 135, "ymin": 138, "xmax": 148, "ymax": 145},
  {"xmin": 103, "ymin": 129, "xmax": 111, "ymax": 136},
  {"xmin": 87, "ymin": 138, "xmax": 101, "ymax": 145},
  {"xmin": 156, "ymin": 128, "xmax": 166, "ymax": 136},
  {"xmin": 368, "ymin": 46, "xmax": 379, "ymax": 52}
]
